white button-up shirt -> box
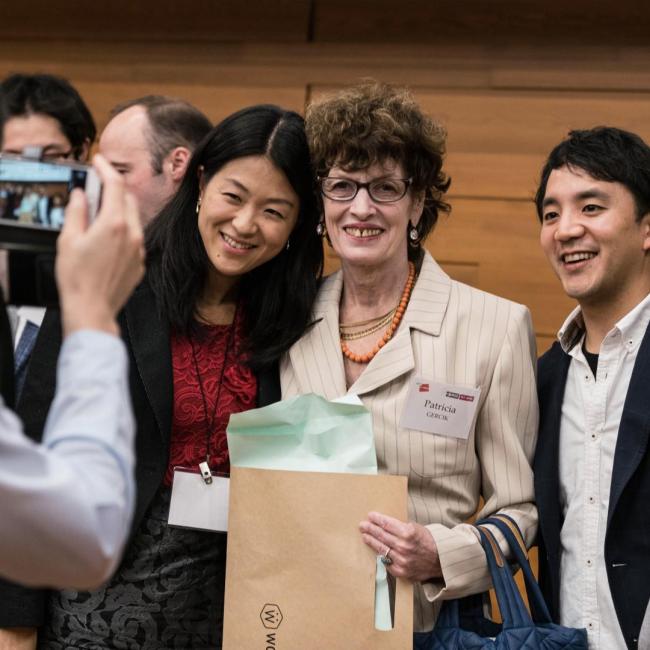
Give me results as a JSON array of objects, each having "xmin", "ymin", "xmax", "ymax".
[
  {"xmin": 557, "ymin": 292, "xmax": 650, "ymax": 650},
  {"xmin": 0, "ymin": 329, "xmax": 135, "ymax": 589}
]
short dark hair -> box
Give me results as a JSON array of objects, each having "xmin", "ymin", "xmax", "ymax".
[
  {"xmin": 0, "ymin": 73, "xmax": 96, "ymax": 159},
  {"xmin": 535, "ymin": 126, "xmax": 650, "ymax": 222},
  {"xmin": 306, "ymin": 81, "xmax": 451, "ymax": 262},
  {"xmin": 146, "ymin": 104, "xmax": 323, "ymax": 369},
  {"xmin": 111, "ymin": 95, "xmax": 212, "ymax": 173}
]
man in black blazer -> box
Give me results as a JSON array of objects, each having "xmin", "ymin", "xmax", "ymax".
[{"xmin": 534, "ymin": 127, "xmax": 650, "ymax": 650}]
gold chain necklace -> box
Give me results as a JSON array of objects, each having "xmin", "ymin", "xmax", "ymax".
[
  {"xmin": 340, "ymin": 308, "xmax": 397, "ymax": 341},
  {"xmin": 339, "ymin": 306, "xmax": 398, "ymax": 330}
]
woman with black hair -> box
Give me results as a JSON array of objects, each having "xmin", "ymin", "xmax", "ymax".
[{"xmin": 4, "ymin": 104, "xmax": 323, "ymax": 649}]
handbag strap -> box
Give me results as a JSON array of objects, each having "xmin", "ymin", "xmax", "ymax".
[
  {"xmin": 477, "ymin": 514, "xmax": 553, "ymax": 624},
  {"xmin": 477, "ymin": 525, "xmax": 534, "ymax": 629}
]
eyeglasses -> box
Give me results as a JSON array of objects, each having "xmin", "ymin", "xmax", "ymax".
[
  {"xmin": 41, "ymin": 148, "xmax": 74, "ymax": 162},
  {"xmin": 3, "ymin": 147, "xmax": 74, "ymax": 162},
  {"xmin": 319, "ymin": 176, "xmax": 412, "ymax": 203}
]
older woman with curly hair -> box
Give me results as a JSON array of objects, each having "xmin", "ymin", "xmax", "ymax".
[{"xmin": 280, "ymin": 82, "xmax": 539, "ymax": 641}]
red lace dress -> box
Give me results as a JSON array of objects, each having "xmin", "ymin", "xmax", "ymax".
[{"xmin": 166, "ymin": 313, "xmax": 257, "ymax": 484}]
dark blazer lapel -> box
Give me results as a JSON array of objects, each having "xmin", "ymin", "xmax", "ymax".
[
  {"xmin": 124, "ymin": 280, "xmax": 173, "ymax": 445},
  {"xmin": 535, "ymin": 343, "xmax": 571, "ymax": 557},
  {"xmin": 608, "ymin": 320, "xmax": 650, "ymax": 526}
]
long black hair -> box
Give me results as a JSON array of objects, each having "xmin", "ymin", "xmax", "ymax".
[{"xmin": 146, "ymin": 104, "xmax": 323, "ymax": 369}]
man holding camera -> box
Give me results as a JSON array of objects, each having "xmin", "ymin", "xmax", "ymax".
[{"xmin": 0, "ymin": 155, "xmax": 143, "ymax": 588}]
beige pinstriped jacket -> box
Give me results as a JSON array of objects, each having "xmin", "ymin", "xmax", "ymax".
[{"xmin": 280, "ymin": 252, "xmax": 539, "ymax": 633}]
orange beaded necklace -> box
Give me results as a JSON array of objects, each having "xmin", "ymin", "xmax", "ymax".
[{"xmin": 340, "ymin": 261, "xmax": 416, "ymax": 365}]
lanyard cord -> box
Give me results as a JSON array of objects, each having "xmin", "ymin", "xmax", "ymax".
[{"xmin": 189, "ymin": 304, "xmax": 238, "ymax": 469}]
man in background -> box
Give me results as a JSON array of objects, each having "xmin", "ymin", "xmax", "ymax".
[
  {"xmin": 534, "ymin": 127, "xmax": 650, "ymax": 649},
  {"xmin": 0, "ymin": 73, "xmax": 95, "ymax": 163},
  {"xmin": 0, "ymin": 73, "xmax": 97, "ymax": 397},
  {"xmin": 99, "ymin": 95, "xmax": 211, "ymax": 224}
]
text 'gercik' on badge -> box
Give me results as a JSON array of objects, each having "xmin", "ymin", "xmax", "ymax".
[{"xmin": 399, "ymin": 377, "xmax": 481, "ymax": 440}]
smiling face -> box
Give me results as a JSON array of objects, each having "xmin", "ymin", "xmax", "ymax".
[
  {"xmin": 322, "ymin": 160, "xmax": 423, "ymax": 271},
  {"xmin": 540, "ymin": 165, "xmax": 650, "ymax": 314},
  {"xmin": 197, "ymin": 155, "xmax": 299, "ymax": 289}
]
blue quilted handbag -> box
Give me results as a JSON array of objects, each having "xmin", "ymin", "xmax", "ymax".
[{"xmin": 414, "ymin": 515, "xmax": 588, "ymax": 649}]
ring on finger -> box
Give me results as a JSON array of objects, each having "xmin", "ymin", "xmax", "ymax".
[{"xmin": 380, "ymin": 546, "xmax": 393, "ymax": 565}]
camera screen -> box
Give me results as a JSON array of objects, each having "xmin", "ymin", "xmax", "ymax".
[{"xmin": 0, "ymin": 158, "xmax": 89, "ymax": 230}]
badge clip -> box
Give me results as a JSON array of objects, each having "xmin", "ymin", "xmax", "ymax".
[{"xmin": 198, "ymin": 460, "xmax": 213, "ymax": 485}]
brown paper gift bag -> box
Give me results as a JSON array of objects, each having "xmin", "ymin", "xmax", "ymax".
[{"xmin": 223, "ymin": 467, "xmax": 413, "ymax": 649}]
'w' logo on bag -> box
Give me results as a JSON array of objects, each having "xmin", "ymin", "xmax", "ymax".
[{"xmin": 260, "ymin": 603, "xmax": 283, "ymax": 630}]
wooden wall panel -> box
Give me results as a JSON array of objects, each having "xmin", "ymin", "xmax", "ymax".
[
  {"xmin": 446, "ymin": 153, "xmax": 541, "ymax": 201},
  {"xmin": 415, "ymin": 90, "xmax": 650, "ymax": 156},
  {"xmin": 74, "ymin": 82, "xmax": 307, "ymax": 133},
  {"xmin": 0, "ymin": 1, "xmax": 311, "ymax": 42},
  {"xmin": 313, "ymin": 0, "xmax": 650, "ymax": 47}
]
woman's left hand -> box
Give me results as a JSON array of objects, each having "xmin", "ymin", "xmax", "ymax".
[{"xmin": 359, "ymin": 512, "xmax": 443, "ymax": 582}]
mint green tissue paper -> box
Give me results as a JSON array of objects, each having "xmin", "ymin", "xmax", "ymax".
[{"xmin": 227, "ymin": 393, "xmax": 377, "ymax": 475}]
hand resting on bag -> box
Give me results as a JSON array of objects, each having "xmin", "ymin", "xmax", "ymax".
[{"xmin": 359, "ymin": 511, "xmax": 443, "ymax": 582}]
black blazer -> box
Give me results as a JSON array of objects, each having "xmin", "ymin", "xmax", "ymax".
[
  {"xmin": 534, "ymin": 321, "xmax": 650, "ymax": 650},
  {"xmin": 0, "ymin": 278, "xmax": 281, "ymax": 627}
]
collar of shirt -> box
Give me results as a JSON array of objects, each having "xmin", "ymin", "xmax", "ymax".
[
  {"xmin": 557, "ymin": 292, "xmax": 650, "ymax": 357},
  {"xmin": 13, "ymin": 306, "xmax": 45, "ymax": 350}
]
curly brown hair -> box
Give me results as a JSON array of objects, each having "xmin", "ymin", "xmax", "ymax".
[{"xmin": 306, "ymin": 81, "xmax": 451, "ymax": 258}]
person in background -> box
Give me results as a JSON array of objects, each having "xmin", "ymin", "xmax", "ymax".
[
  {"xmin": 2, "ymin": 104, "xmax": 322, "ymax": 649},
  {"xmin": 280, "ymin": 82, "xmax": 538, "ymax": 645},
  {"xmin": 16, "ymin": 186, "xmax": 39, "ymax": 224},
  {"xmin": 0, "ymin": 73, "xmax": 95, "ymax": 162},
  {"xmin": 47, "ymin": 194, "xmax": 65, "ymax": 229},
  {"xmin": 99, "ymin": 95, "xmax": 212, "ymax": 224},
  {"xmin": 0, "ymin": 72, "xmax": 97, "ymax": 399},
  {"xmin": 0, "ymin": 154, "xmax": 143, "ymax": 588},
  {"xmin": 534, "ymin": 127, "xmax": 650, "ymax": 650}
]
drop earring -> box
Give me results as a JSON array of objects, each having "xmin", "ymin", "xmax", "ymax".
[
  {"xmin": 316, "ymin": 222, "xmax": 326, "ymax": 237},
  {"xmin": 409, "ymin": 222, "xmax": 420, "ymax": 247},
  {"xmin": 195, "ymin": 195, "xmax": 202, "ymax": 215}
]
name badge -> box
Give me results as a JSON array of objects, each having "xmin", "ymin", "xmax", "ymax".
[
  {"xmin": 168, "ymin": 467, "xmax": 229, "ymax": 532},
  {"xmin": 399, "ymin": 377, "xmax": 481, "ymax": 440}
]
